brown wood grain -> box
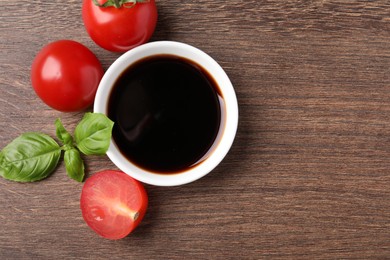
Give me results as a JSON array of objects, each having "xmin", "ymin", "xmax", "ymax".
[{"xmin": 1, "ymin": 0, "xmax": 390, "ymax": 259}]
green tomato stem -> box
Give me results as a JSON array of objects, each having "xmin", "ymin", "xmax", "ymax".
[
  {"xmin": 93, "ymin": 0, "xmax": 150, "ymax": 8},
  {"xmin": 113, "ymin": 0, "xmax": 120, "ymax": 8}
]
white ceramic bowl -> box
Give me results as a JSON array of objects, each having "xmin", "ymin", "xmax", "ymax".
[{"xmin": 94, "ymin": 41, "xmax": 238, "ymax": 186}]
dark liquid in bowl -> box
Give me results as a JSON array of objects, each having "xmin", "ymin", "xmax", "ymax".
[{"xmin": 107, "ymin": 55, "xmax": 222, "ymax": 174}]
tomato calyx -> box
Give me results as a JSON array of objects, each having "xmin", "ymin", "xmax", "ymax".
[{"xmin": 92, "ymin": 0, "xmax": 149, "ymax": 8}]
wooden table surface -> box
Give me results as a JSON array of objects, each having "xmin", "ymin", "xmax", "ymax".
[{"xmin": 1, "ymin": 0, "xmax": 390, "ymax": 259}]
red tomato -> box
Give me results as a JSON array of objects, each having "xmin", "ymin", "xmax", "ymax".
[
  {"xmin": 80, "ymin": 170, "xmax": 148, "ymax": 240},
  {"xmin": 82, "ymin": 0, "xmax": 158, "ymax": 52},
  {"xmin": 31, "ymin": 40, "xmax": 103, "ymax": 112}
]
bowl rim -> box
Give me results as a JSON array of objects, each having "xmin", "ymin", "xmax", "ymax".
[{"xmin": 94, "ymin": 41, "xmax": 238, "ymax": 186}]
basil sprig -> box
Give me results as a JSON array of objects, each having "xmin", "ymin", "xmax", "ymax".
[{"xmin": 0, "ymin": 113, "xmax": 114, "ymax": 183}]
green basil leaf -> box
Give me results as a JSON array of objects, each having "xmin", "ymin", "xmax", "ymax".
[
  {"xmin": 0, "ymin": 133, "xmax": 61, "ymax": 182},
  {"xmin": 55, "ymin": 118, "xmax": 74, "ymax": 146},
  {"xmin": 74, "ymin": 113, "xmax": 114, "ymax": 156},
  {"xmin": 64, "ymin": 148, "xmax": 85, "ymax": 182}
]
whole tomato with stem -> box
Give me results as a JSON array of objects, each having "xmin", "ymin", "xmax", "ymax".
[{"xmin": 82, "ymin": 0, "xmax": 158, "ymax": 52}]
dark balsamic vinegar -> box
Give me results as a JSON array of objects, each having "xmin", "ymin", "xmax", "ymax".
[{"xmin": 107, "ymin": 55, "xmax": 222, "ymax": 174}]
